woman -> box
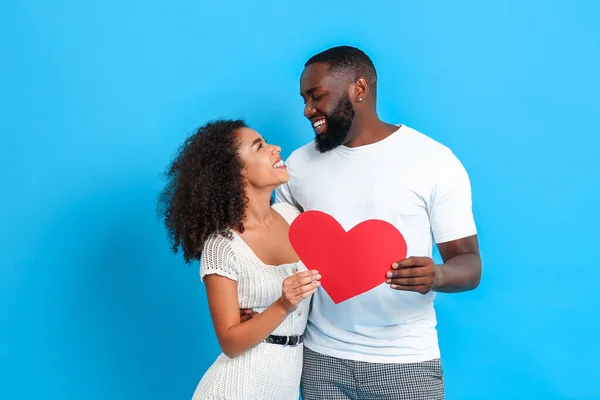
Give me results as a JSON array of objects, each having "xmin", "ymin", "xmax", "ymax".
[{"xmin": 158, "ymin": 119, "xmax": 320, "ymax": 399}]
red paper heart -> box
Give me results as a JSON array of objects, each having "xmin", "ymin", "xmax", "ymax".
[{"xmin": 289, "ymin": 211, "xmax": 407, "ymax": 304}]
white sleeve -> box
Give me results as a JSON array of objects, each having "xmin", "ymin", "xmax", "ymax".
[
  {"xmin": 274, "ymin": 180, "xmax": 299, "ymax": 208},
  {"xmin": 274, "ymin": 157, "xmax": 304, "ymax": 211},
  {"xmin": 199, "ymin": 234, "xmax": 238, "ymax": 282},
  {"xmin": 430, "ymin": 150, "xmax": 477, "ymax": 244}
]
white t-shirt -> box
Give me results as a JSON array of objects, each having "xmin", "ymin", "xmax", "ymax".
[{"xmin": 275, "ymin": 125, "xmax": 477, "ymax": 363}]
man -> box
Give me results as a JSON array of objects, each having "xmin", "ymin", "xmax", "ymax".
[{"xmin": 246, "ymin": 45, "xmax": 481, "ymax": 399}]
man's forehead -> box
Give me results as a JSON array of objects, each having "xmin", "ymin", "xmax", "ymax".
[{"xmin": 301, "ymin": 63, "xmax": 339, "ymax": 92}]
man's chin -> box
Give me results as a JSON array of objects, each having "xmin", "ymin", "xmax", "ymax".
[
  {"xmin": 315, "ymin": 137, "xmax": 339, "ymax": 153},
  {"xmin": 314, "ymin": 125, "xmax": 350, "ymax": 153}
]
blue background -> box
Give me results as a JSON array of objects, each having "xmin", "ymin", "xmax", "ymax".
[{"xmin": 1, "ymin": 1, "xmax": 599, "ymax": 399}]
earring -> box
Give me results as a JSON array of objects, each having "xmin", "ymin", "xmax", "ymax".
[{"xmin": 358, "ymin": 97, "xmax": 363, "ymax": 102}]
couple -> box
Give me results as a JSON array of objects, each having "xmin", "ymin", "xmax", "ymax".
[{"xmin": 159, "ymin": 46, "xmax": 482, "ymax": 400}]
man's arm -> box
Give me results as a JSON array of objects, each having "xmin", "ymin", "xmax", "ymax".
[
  {"xmin": 434, "ymin": 234, "xmax": 481, "ymax": 292},
  {"xmin": 386, "ymin": 234, "xmax": 481, "ymax": 294},
  {"xmin": 387, "ymin": 148, "xmax": 481, "ymax": 294}
]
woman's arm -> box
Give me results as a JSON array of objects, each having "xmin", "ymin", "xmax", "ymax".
[{"xmin": 204, "ymin": 270, "xmax": 320, "ymax": 358}]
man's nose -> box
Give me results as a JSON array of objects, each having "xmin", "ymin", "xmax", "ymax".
[{"xmin": 304, "ymin": 103, "xmax": 315, "ymax": 119}]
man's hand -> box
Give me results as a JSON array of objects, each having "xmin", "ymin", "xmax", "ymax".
[
  {"xmin": 386, "ymin": 256, "xmax": 441, "ymax": 295},
  {"xmin": 239, "ymin": 309, "xmax": 259, "ymax": 323}
]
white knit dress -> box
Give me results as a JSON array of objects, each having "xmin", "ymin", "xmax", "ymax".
[{"xmin": 192, "ymin": 203, "xmax": 310, "ymax": 400}]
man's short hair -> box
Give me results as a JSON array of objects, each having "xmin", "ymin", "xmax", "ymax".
[{"xmin": 305, "ymin": 45, "xmax": 377, "ymax": 93}]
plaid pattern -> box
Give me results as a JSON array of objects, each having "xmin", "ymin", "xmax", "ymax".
[{"xmin": 301, "ymin": 347, "xmax": 444, "ymax": 400}]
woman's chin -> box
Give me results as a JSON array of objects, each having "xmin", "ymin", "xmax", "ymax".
[{"xmin": 275, "ymin": 170, "xmax": 290, "ymax": 185}]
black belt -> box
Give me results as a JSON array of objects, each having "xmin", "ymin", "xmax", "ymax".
[{"xmin": 263, "ymin": 334, "xmax": 303, "ymax": 347}]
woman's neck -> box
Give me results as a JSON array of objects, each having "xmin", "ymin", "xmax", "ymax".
[{"xmin": 241, "ymin": 188, "xmax": 274, "ymax": 230}]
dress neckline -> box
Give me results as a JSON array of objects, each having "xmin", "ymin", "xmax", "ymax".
[{"xmin": 230, "ymin": 205, "xmax": 300, "ymax": 268}]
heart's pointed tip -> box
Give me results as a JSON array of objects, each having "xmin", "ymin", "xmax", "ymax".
[{"xmin": 331, "ymin": 297, "xmax": 349, "ymax": 305}]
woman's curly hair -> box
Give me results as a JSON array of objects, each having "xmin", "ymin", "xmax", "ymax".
[{"xmin": 158, "ymin": 119, "xmax": 249, "ymax": 263}]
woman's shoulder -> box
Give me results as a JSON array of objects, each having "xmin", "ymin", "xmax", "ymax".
[
  {"xmin": 272, "ymin": 202, "xmax": 302, "ymax": 225},
  {"xmin": 202, "ymin": 231, "xmax": 237, "ymax": 257}
]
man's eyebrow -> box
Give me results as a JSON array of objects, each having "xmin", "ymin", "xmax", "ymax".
[{"xmin": 301, "ymin": 86, "xmax": 321, "ymax": 96}]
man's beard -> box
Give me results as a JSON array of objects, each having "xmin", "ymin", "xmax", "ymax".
[{"xmin": 315, "ymin": 93, "xmax": 355, "ymax": 153}]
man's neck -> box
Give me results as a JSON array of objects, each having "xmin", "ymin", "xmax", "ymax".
[{"xmin": 345, "ymin": 113, "xmax": 398, "ymax": 148}]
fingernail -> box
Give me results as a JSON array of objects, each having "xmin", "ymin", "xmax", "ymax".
[
  {"xmin": 390, "ymin": 284, "xmax": 397, "ymax": 289},
  {"xmin": 316, "ymin": 281, "xmax": 321, "ymax": 286},
  {"xmin": 312, "ymin": 270, "xmax": 319, "ymax": 274},
  {"xmin": 386, "ymin": 271, "xmax": 393, "ymax": 278},
  {"xmin": 386, "ymin": 279, "xmax": 391, "ymax": 283},
  {"xmin": 316, "ymin": 274, "xmax": 322, "ymax": 279},
  {"xmin": 392, "ymin": 263, "xmax": 399, "ymax": 269}
]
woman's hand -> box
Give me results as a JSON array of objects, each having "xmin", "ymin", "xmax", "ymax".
[{"xmin": 278, "ymin": 270, "xmax": 321, "ymax": 312}]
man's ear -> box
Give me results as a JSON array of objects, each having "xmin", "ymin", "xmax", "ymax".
[{"xmin": 352, "ymin": 77, "xmax": 369, "ymax": 102}]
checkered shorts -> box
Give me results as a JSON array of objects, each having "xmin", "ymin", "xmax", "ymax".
[{"xmin": 301, "ymin": 347, "xmax": 444, "ymax": 400}]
